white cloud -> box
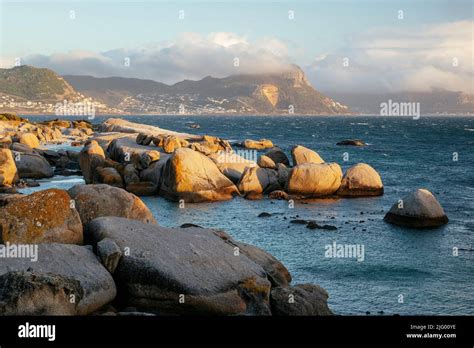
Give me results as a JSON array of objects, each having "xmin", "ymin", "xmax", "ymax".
[
  {"xmin": 307, "ymin": 21, "xmax": 473, "ymax": 94},
  {"xmin": 12, "ymin": 32, "xmax": 292, "ymax": 84}
]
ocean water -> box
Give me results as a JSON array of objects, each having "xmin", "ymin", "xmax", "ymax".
[{"xmin": 23, "ymin": 115, "xmax": 474, "ymax": 315}]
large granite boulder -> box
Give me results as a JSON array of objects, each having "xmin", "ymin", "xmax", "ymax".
[
  {"xmin": 270, "ymin": 284, "xmax": 333, "ymax": 316},
  {"xmin": 68, "ymin": 184, "xmax": 156, "ymax": 226},
  {"xmin": 208, "ymin": 151, "xmax": 258, "ymax": 184},
  {"xmin": 0, "ymin": 149, "xmax": 18, "ymax": 185},
  {"xmin": 384, "ymin": 189, "xmax": 449, "ymax": 228},
  {"xmin": 13, "ymin": 153, "xmax": 54, "ymax": 179},
  {"xmin": 287, "ymin": 163, "xmax": 342, "ymax": 197},
  {"xmin": 160, "ymin": 148, "xmax": 239, "ymax": 202},
  {"xmin": 85, "ymin": 217, "xmax": 272, "ymax": 315},
  {"xmin": 337, "ymin": 163, "xmax": 383, "ymax": 197},
  {"xmin": 79, "ymin": 140, "xmax": 106, "ymax": 184},
  {"xmin": 0, "ymin": 189, "xmax": 83, "ymax": 244},
  {"xmin": 0, "ymin": 244, "xmax": 116, "ymax": 315},
  {"xmin": 291, "ymin": 145, "xmax": 324, "ymax": 166}
]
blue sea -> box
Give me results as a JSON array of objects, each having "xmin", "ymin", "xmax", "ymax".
[{"xmin": 23, "ymin": 115, "xmax": 474, "ymax": 315}]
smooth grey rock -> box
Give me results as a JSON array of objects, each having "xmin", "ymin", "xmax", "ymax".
[
  {"xmin": 13, "ymin": 153, "xmax": 54, "ymax": 179},
  {"xmin": 0, "ymin": 243, "xmax": 116, "ymax": 315},
  {"xmin": 85, "ymin": 217, "xmax": 272, "ymax": 315},
  {"xmin": 384, "ymin": 189, "xmax": 448, "ymax": 228}
]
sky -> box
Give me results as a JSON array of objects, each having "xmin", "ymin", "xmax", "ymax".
[{"xmin": 0, "ymin": 0, "xmax": 473, "ymax": 93}]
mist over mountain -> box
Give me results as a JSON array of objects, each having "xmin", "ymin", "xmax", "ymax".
[{"xmin": 327, "ymin": 90, "xmax": 474, "ymax": 115}]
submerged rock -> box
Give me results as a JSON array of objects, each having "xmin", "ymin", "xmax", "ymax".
[
  {"xmin": 68, "ymin": 184, "xmax": 156, "ymax": 226},
  {"xmin": 287, "ymin": 163, "xmax": 342, "ymax": 197},
  {"xmin": 85, "ymin": 217, "xmax": 272, "ymax": 315},
  {"xmin": 0, "ymin": 244, "xmax": 116, "ymax": 315},
  {"xmin": 0, "ymin": 189, "xmax": 83, "ymax": 244},
  {"xmin": 291, "ymin": 145, "xmax": 324, "ymax": 166},
  {"xmin": 337, "ymin": 163, "xmax": 383, "ymax": 197},
  {"xmin": 384, "ymin": 189, "xmax": 448, "ymax": 228},
  {"xmin": 160, "ymin": 148, "xmax": 239, "ymax": 202},
  {"xmin": 336, "ymin": 139, "xmax": 366, "ymax": 146}
]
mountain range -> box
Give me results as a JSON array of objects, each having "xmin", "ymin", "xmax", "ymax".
[
  {"xmin": 0, "ymin": 65, "xmax": 349, "ymax": 115},
  {"xmin": 0, "ymin": 65, "xmax": 472, "ymax": 115}
]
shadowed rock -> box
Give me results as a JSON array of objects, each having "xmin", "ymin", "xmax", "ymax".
[
  {"xmin": 0, "ymin": 244, "xmax": 116, "ymax": 315},
  {"xmin": 14, "ymin": 153, "xmax": 54, "ymax": 179},
  {"xmin": 264, "ymin": 147, "xmax": 290, "ymax": 166},
  {"xmin": 85, "ymin": 217, "xmax": 272, "ymax": 315},
  {"xmin": 270, "ymin": 284, "xmax": 333, "ymax": 315},
  {"xmin": 237, "ymin": 167, "xmax": 281, "ymax": 198}
]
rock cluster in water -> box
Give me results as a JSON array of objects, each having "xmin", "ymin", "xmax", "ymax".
[{"xmin": 0, "ymin": 113, "xmax": 449, "ymax": 315}]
